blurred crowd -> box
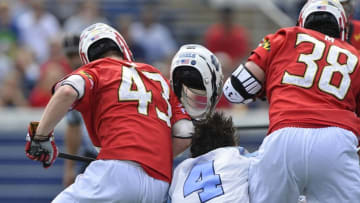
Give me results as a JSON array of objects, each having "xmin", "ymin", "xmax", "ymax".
[
  {"xmin": 275, "ymin": 0, "xmax": 360, "ymax": 21},
  {"xmin": 0, "ymin": 0, "xmax": 175, "ymax": 108},
  {"xmin": 0, "ymin": 0, "xmax": 253, "ymax": 110},
  {"xmin": 5, "ymin": 0, "xmax": 351, "ymax": 110}
]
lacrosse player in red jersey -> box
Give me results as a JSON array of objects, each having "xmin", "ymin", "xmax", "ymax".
[
  {"xmin": 25, "ymin": 23, "xmax": 194, "ymax": 203},
  {"xmin": 223, "ymin": 0, "xmax": 360, "ymax": 202}
]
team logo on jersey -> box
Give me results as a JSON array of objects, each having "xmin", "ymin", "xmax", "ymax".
[
  {"xmin": 79, "ymin": 70, "xmax": 93, "ymax": 80},
  {"xmin": 354, "ymin": 33, "xmax": 360, "ymax": 42},
  {"xmin": 259, "ymin": 38, "xmax": 271, "ymax": 51}
]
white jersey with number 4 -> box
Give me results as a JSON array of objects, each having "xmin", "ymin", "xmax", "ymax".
[{"xmin": 169, "ymin": 147, "xmax": 250, "ymax": 203}]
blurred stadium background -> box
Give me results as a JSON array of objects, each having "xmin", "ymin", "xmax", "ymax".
[{"xmin": 0, "ymin": 0, "xmax": 359, "ymax": 202}]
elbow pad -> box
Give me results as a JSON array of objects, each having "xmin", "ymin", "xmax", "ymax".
[
  {"xmin": 172, "ymin": 119, "xmax": 194, "ymax": 138},
  {"xmin": 223, "ymin": 64, "xmax": 262, "ymax": 104}
]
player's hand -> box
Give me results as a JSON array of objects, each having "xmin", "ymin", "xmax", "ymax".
[{"xmin": 25, "ymin": 122, "xmax": 58, "ymax": 168}]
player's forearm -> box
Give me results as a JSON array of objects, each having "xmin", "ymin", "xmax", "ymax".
[
  {"xmin": 245, "ymin": 61, "xmax": 265, "ymax": 82},
  {"xmin": 36, "ymin": 85, "xmax": 78, "ymax": 139}
]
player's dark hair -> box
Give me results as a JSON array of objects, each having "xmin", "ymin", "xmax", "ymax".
[
  {"xmin": 172, "ymin": 66, "xmax": 205, "ymax": 100},
  {"xmin": 304, "ymin": 12, "xmax": 340, "ymax": 38},
  {"xmin": 87, "ymin": 38, "xmax": 123, "ymax": 62},
  {"xmin": 190, "ymin": 112, "xmax": 237, "ymax": 158}
]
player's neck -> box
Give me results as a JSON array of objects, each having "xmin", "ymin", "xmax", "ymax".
[{"xmin": 107, "ymin": 55, "xmax": 123, "ymax": 61}]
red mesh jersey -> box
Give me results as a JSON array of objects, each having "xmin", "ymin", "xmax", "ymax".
[
  {"xmin": 248, "ymin": 27, "xmax": 360, "ymax": 139},
  {"xmin": 58, "ymin": 58, "xmax": 190, "ymax": 183}
]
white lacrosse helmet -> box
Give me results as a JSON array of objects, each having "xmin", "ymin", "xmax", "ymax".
[
  {"xmin": 298, "ymin": 0, "xmax": 348, "ymax": 41},
  {"xmin": 170, "ymin": 44, "xmax": 223, "ymax": 121},
  {"xmin": 79, "ymin": 23, "xmax": 133, "ymax": 64}
]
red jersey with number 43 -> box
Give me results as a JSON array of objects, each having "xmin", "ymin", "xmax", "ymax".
[
  {"xmin": 248, "ymin": 26, "xmax": 360, "ymax": 138},
  {"xmin": 62, "ymin": 58, "xmax": 190, "ymax": 183}
]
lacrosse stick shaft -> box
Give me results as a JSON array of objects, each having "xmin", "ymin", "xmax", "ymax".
[
  {"xmin": 58, "ymin": 152, "xmax": 96, "ymax": 163},
  {"xmin": 235, "ymin": 125, "xmax": 269, "ymax": 130}
]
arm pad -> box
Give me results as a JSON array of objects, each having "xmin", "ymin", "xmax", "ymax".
[
  {"xmin": 223, "ymin": 64, "xmax": 262, "ymax": 104},
  {"xmin": 60, "ymin": 75, "xmax": 86, "ymax": 99}
]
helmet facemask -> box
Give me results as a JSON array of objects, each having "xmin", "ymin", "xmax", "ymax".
[
  {"xmin": 171, "ymin": 44, "xmax": 223, "ymax": 122},
  {"xmin": 173, "ymin": 67, "xmax": 210, "ymax": 121},
  {"xmin": 181, "ymin": 85, "xmax": 208, "ymax": 118}
]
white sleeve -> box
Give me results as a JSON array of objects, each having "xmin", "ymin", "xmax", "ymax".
[
  {"xmin": 59, "ymin": 75, "xmax": 85, "ymax": 99},
  {"xmin": 172, "ymin": 119, "xmax": 194, "ymax": 138}
]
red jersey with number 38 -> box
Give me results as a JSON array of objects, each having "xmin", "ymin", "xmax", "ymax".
[
  {"xmin": 248, "ymin": 27, "xmax": 360, "ymax": 138},
  {"xmin": 60, "ymin": 58, "xmax": 190, "ymax": 183}
]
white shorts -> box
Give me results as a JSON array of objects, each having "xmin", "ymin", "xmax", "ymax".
[
  {"xmin": 249, "ymin": 127, "xmax": 360, "ymax": 203},
  {"xmin": 52, "ymin": 160, "xmax": 169, "ymax": 203}
]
